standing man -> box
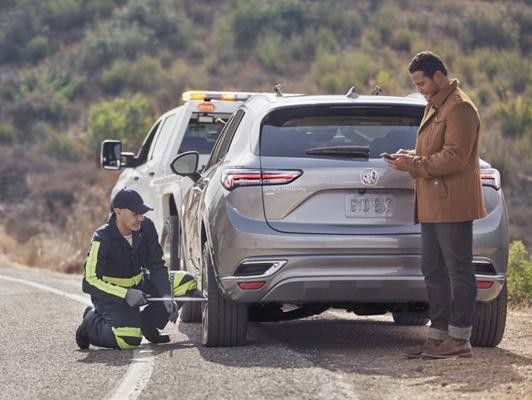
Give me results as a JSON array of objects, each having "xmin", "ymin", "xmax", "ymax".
[
  {"xmin": 76, "ymin": 188, "xmax": 179, "ymax": 350},
  {"xmin": 385, "ymin": 51, "xmax": 486, "ymax": 359}
]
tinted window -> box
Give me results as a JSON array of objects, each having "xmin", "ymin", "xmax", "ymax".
[
  {"xmin": 178, "ymin": 112, "xmax": 232, "ymax": 154},
  {"xmin": 260, "ymin": 105, "xmax": 423, "ymax": 158},
  {"xmin": 136, "ymin": 120, "xmax": 162, "ymax": 164},
  {"xmin": 149, "ymin": 113, "xmax": 176, "ymax": 160},
  {"xmin": 205, "ymin": 110, "xmax": 245, "ymax": 169}
]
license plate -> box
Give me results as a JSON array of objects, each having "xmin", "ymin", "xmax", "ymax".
[{"xmin": 345, "ymin": 194, "xmax": 394, "ymax": 218}]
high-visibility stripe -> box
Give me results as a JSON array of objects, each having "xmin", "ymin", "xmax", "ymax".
[
  {"xmin": 102, "ymin": 272, "xmax": 143, "ymax": 288},
  {"xmin": 85, "ymin": 241, "xmax": 127, "ymax": 298},
  {"xmin": 112, "ymin": 326, "xmax": 142, "ymax": 337},
  {"xmin": 112, "ymin": 326, "xmax": 142, "ymax": 350},
  {"xmin": 172, "ymin": 271, "xmax": 197, "ymax": 297}
]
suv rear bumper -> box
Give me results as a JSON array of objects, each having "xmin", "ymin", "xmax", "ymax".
[
  {"xmin": 219, "ymin": 254, "xmax": 505, "ymax": 304},
  {"xmin": 210, "ymin": 205, "xmax": 507, "ymax": 305}
]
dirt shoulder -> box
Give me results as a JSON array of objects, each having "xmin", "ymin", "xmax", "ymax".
[
  {"xmin": 379, "ymin": 309, "xmax": 532, "ymax": 399},
  {"xmin": 261, "ymin": 308, "xmax": 531, "ymax": 399}
]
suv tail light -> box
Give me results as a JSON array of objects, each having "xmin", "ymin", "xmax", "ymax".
[
  {"xmin": 221, "ymin": 169, "xmax": 302, "ymax": 190},
  {"xmin": 480, "ymin": 168, "xmax": 501, "ymax": 190}
]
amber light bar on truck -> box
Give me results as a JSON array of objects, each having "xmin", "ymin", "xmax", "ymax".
[
  {"xmin": 221, "ymin": 169, "xmax": 302, "ymax": 190},
  {"xmin": 182, "ymin": 91, "xmax": 257, "ymax": 102}
]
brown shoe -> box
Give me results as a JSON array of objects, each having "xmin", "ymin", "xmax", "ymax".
[
  {"xmin": 422, "ymin": 336, "xmax": 472, "ymax": 359},
  {"xmin": 404, "ymin": 338, "xmax": 444, "ymax": 359}
]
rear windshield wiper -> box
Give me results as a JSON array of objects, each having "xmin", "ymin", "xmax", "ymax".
[{"xmin": 305, "ymin": 146, "xmax": 370, "ymax": 159}]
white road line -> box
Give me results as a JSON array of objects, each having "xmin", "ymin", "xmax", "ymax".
[{"xmin": 0, "ymin": 273, "xmax": 155, "ymax": 400}]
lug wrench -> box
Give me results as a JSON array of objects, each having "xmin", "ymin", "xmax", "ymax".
[{"xmin": 146, "ymin": 296, "xmax": 207, "ymax": 302}]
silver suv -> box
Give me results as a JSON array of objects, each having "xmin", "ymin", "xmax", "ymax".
[{"xmin": 171, "ymin": 91, "xmax": 509, "ymax": 347}]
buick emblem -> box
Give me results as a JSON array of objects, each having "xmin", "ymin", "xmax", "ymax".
[{"xmin": 360, "ymin": 168, "xmax": 379, "ymax": 186}]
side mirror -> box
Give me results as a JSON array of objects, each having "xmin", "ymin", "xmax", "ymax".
[
  {"xmin": 101, "ymin": 140, "xmax": 122, "ymax": 170},
  {"xmin": 170, "ymin": 151, "xmax": 200, "ymax": 181}
]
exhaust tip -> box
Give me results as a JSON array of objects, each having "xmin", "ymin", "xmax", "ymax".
[{"xmin": 234, "ymin": 260, "xmax": 286, "ymax": 277}]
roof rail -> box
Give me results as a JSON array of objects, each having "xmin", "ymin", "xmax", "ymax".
[
  {"xmin": 370, "ymin": 86, "xmax": 382, "ymax": 95},
  {"xmin": 346, "ymin": 86, "xmax": 358, "ymax": 99},
  {"xmin": 272, "ymin": 84, "xmax": 284, "ymax": 97}
]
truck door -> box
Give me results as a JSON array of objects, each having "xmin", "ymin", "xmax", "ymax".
[{"xmin": 134, "ymin": 112, "xmax": 177, "ymax": 219}]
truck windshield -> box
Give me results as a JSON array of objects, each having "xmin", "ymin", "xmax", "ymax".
[{"xmin": 179, "ymin": 113, "xmax": 231, "ymax": 154}]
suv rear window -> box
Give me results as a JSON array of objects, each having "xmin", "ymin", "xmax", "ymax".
[
  {"xmin": 260, "ymin": 104, "xmax": 423, "ymax": 158},
  {"xmin": 179, "ymin": 112, "xmax": 231, "ymax": 154}
]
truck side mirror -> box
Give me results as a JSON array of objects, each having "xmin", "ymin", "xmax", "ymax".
[
  {"xmin": 170, "ymin": 151, "xmax": 200, "ymax": 181},
  {"xmin": 101, "ymin": 140, "xmax": 122, "ymax": 170}
]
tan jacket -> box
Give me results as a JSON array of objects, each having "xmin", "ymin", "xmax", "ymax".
[{"xmin": 406, "ymin": 79, "xmax": 487, "ymax": 223}]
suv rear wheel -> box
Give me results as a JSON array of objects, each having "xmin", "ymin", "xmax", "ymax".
[
  {"xmin": 471, "ymin": 284, "xmax": 507, "ymax": 347},
  {"xmin": 161, "ymin": 216, "xmax": 180, "ymax": 271},
  {"xmin": 392, "ymin": 311, "xmax": 429, "ymax": 326},
  {"xmin": 201, "ymin": 245, "xmax": 248, "ymax": 347}
]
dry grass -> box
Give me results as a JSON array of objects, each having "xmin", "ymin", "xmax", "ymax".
[{"xmin": 0, "ymin": 145, "xmax": 118, "ymax": 273}]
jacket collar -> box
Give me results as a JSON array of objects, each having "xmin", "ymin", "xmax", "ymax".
[
  {"xmin": 418, "ymin": 79, "xmax": 458, "ymax": 132},
  {"xmin": 108, "ymin": 213, "xmax": 123, "ymax": 239},
  {"xmin": 108, "ymin": 213, "xmax": 143, "ymax": 250},
  {"xmin": 429, "ymin": 79, "xmax": 458, "ymax": 110}
]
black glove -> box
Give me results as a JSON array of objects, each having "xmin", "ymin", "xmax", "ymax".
[
  {"xmin": 125, "ymin": 288, "xmax": 148, "ymax": 307},
  {"xmin": 163, "ymin": 300, "xmax": 179, "ymax": 323}
]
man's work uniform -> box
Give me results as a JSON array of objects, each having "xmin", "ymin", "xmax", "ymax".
[
  {"xmin": 405, "ymin": 79, "xmax": 487, "ymax": 340},
  {"xmin": 82, "ymin": 213, "xmax": 171, "ymax": 349}
]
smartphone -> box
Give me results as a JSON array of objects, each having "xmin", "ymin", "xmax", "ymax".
[{"xmin": 380, "ymin": 152, "xmax": 396, "ymax": 160}]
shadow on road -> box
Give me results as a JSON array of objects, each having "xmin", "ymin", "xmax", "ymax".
[
  {"xmin": 77, "ymin": 347, "xmax": 135, "ymax": 366},
  {"xmin": 76, "ymin": 340, "xmax": 196, "ymax": 365},
  {"xmin": 177, "ymin": 314, "xmax": 531, "ymax": 395}
]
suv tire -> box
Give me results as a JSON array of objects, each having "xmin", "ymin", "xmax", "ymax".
[
  {"xmin": 471, "ymin": 283, "xmax": 507, "ymax": 347},
  {"xmin": 201, "ymin": 246, "xmax": 248, "ymax": 347},
  {"xmin": 161, "ymin": 216, "xmax": 180, "ymax": 271},
  {"xmin": 179, "ymin": 289, "xmax": 202, "ymax": 323},
  {"xmin": 392, "ymin": 312, "xmax": 429, "ymax": 326}
]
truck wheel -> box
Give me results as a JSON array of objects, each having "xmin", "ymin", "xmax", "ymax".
[
  {"xmin": 392, "ymin": 312, "xmax": 429, "ymax": 326},
  {"xmin": 161, "ymin": 216, "xmax": 180, "ymax": 271},
  {"xmin": 471, "ymin": 283, "xmax": 507, "ymax": 347},
  {"xmin": 201, "ymin": 246, "xmax": 248, "ymax": 347},
  {"xmin": 179, "ymin": 289, "xmax": 202, "ymax": 323}
]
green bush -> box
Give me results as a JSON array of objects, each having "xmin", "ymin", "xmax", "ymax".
[
  {"xmin": 21, "ymin": 35, "xmax": 53, "ymax": 64},
  {"xmin": 87, "ymin": 93, "xmax": 154, "ymax": 152},
  {"xmin": 43, "ymin": 133, "xmax": 77, "ymax": 161},
  {"xmin": 256, "ymin": 34, "xmax": 284, "ymax": 73},
  {"xmin": 45, "ymin": 0, "xmax": 85, "ymax": 31},
  {"xmin": 459, "ymin": 8, "xmax": 518, "ymax": 50},
  {"xmin": 476, "ymin": 49, "xmax": 530, "ymax": 94},
  {"xmin": 496, "ymin": 96, "xmax": 532, "ymax": 139},
  {"xmin": 0, "ymin": 123, "xmax": 15, "ymax": 144},
  {"xmin": 507, "ymin": 241, "xmax": 532, "ymax": 307},
  {"xmin": 229, "ymin": 0, "xmax": 310, "ymax": 50},
  {"xmin": 101, "ymin": 56, "xmax": 163, "ymax": 95},
  {"xmin": 10, "ymin": 94, "xmax": 69, "ymax": 141}
]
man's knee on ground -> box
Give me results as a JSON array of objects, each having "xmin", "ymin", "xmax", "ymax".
[{"xmin": 112, "ymin": 326, "xmax": 142, "ymax": 350}]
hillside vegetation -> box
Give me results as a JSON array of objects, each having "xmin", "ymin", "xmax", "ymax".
[{"xmin": 0, "ymin": 0, "xmax": 530, "ymax": 280}]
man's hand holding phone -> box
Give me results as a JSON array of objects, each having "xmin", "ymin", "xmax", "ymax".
[
  {"xmin": 381, "ymin": 149, "xmax": 413, "ymax": 172},
  {"xmin": 380, "ymin": 152, "xmax": 397, "ymax": 160}
]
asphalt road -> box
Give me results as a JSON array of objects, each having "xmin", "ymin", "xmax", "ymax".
[{"xmin": 0, "ymin": 260, "xmax": 530, "ymax": 400}]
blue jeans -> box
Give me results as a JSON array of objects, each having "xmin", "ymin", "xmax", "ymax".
[{"xmin": 421, "ymin": 221, "xmax": 477, "ymax": 340}]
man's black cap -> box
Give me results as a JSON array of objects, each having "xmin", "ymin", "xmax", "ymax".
[{"xmin": 112, "ymin": 188, "xmax": 153, "ymax": 214}]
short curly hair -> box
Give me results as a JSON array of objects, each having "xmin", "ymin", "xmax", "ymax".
[{"xmin": 408, "ymin": 51, "xmax": 447, "ymax": 78}]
